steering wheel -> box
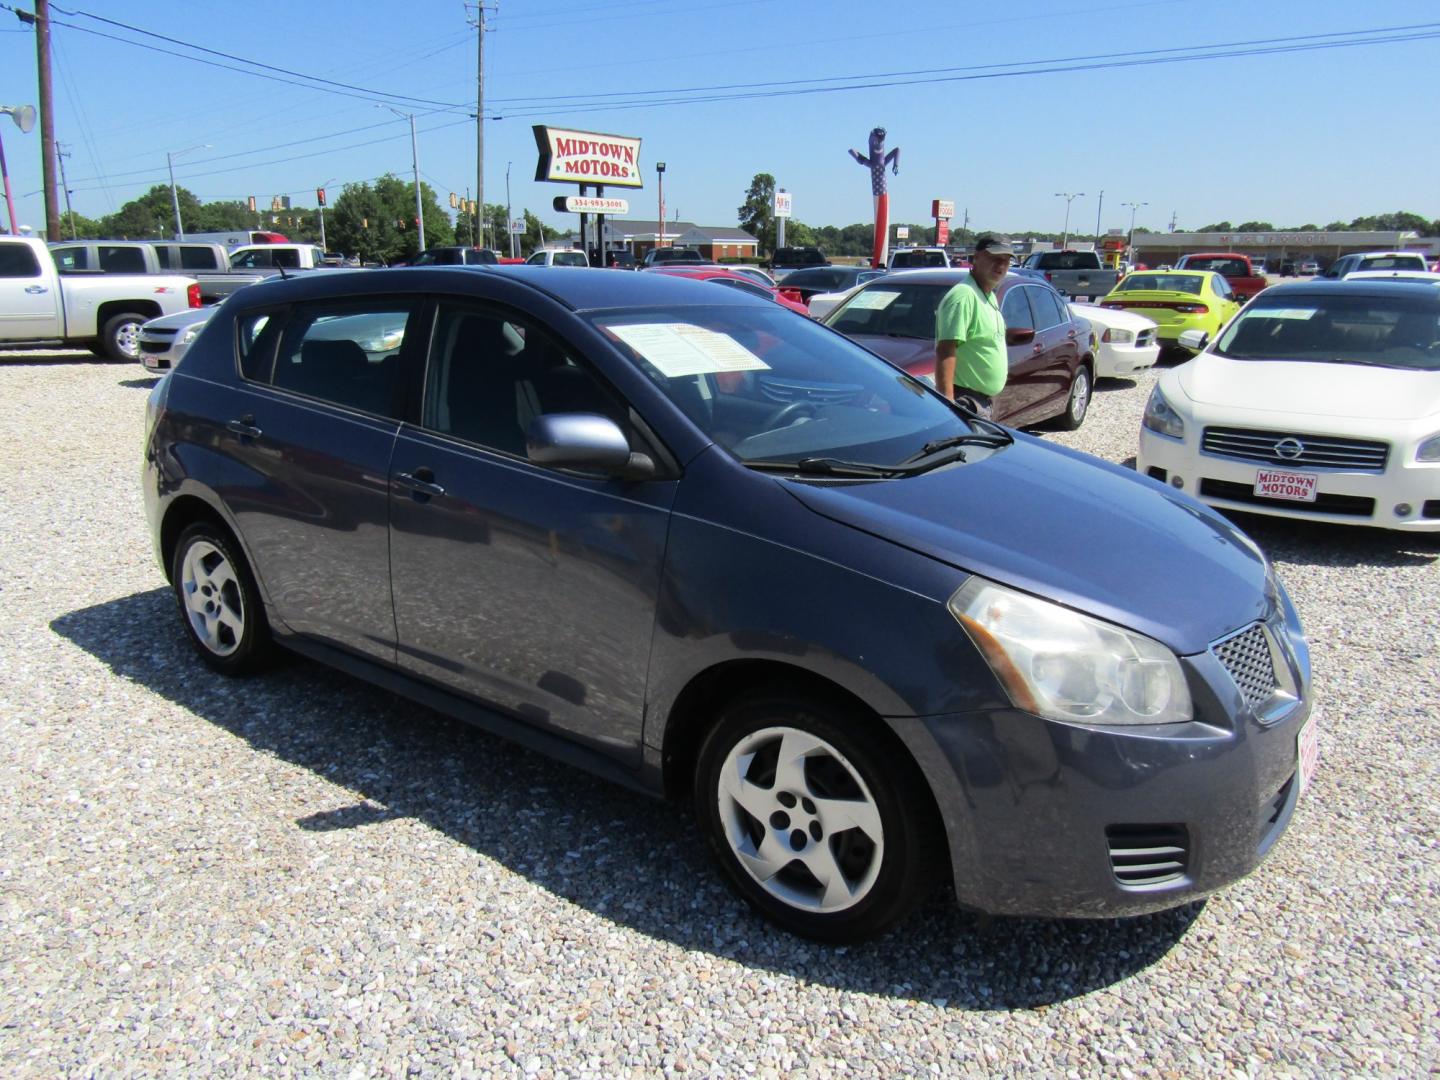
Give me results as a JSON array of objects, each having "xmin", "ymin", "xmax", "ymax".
[{"xmin": 767, "ymin": 400, "xmax": 819, "ymax": 428}]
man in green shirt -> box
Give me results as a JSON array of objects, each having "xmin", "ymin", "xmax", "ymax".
[{"xmin": 934, "ymin": 234, "xmax": 1015, "ymax": 417}]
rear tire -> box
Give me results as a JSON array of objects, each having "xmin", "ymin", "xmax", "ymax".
[
  {"xmin": 1057, "ymin": 364, "xmax": 1092, "ymax": 430},
  {"xmin": 170, "ymin": 521, "xmax": 273, "ymax": 675},
  {"xmin": 100, "ymin": 311, "xmax": 147, "ymax": 363},
  {"xmin": 694, "ymin": 691, "xmax": 936, "ymax": 942}
]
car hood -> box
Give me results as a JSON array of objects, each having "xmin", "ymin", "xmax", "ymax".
[
  {"xmin": 781, "ymin": 435, "xmax": 1271, "ymax": 655},
  {"xmin": 142, "ymin": 307, "xmax": 217, "ymax": 331},
  {"xmin": 1070, "ymin": 303, "xmax": 1157, "ymax": 332},
  {"xmin": 1177, "ymin": 354, "xmax": 1440, "ymax": 421},
  {"xmin": 847, "ymin": 334, "xmax": 936, "ymax": 372}
]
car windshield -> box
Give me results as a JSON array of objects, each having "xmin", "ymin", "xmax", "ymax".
[
  {"xmin": 824, "ymin": 282, "xmax": 948, "ymax": 340},
  {"xmin": 1214, "ymin": 292, "xmax": 1440, "ymax": 369},
  {"xmin": 1182, "ymin": 257, "xmax": 1248, "ymax": 275},
  {"xmin": 589, "ymin": 304, "xmax": 979, "ymax": 468},
  {"xmin": 1115, "ymin": 274, "xmax": 1204, "ymax": 295}
]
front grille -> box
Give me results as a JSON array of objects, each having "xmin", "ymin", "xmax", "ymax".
[
  {"xmin": 1423, "ymin": 500, "xmax": 1440, "ymax": 520},
  {"xmin": 1213, "ymin": 623, "xmax": 1280, "ymax": 711},
  {"xmin": 756, "ymin": 376, "xmax": 864, "ymax": 406},
  {"xmin": 1199, "ymin": 478, "xmax": 1375, "ymax": 517},
  {"xmin": 1202, "ymin": 426, "xmax": 1389, "ymax": 471},
  {"xmin": 139, "ymin": 340, "xmax": 170, "ymax": 354},
  {"xmin": 1106, "ymin": 825, "xmax": 1189, "ymax": 886}
]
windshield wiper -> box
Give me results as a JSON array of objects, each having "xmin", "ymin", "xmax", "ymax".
[
  {"xmin": 902, "ymin": 430, "xmax": 1012, "ymax": 464},
  {"xmin": 745, "ymin": 456, "xmax": 900, "ymax": 478}
]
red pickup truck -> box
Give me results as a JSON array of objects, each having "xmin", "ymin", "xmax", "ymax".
[{"xmin": 1174, "ymin": 253, "xmax": 1268, "ymax": 301}]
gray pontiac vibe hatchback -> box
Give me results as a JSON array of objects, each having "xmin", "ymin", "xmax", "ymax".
[{"xmin": 143, "ymin": 267, "xmax": 1316, "ymax": 941}]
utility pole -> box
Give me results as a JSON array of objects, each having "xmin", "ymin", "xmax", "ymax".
[
  {"xmin": 408, "ymin": 113, "xmax": 424, "ymax": 251},
  {"xmin": 33, "ymin": 0, "xmax": 60, "ymax": 240},
  {"xmin": 1094, "ymin": 189, "xmax": 1104, "ymax": 246},
  {"xmin": 468, "ymin": 4, "xmax": 489, "ymax": 252},
  {"xmin": 56, "ymin": 141, "xmax": 74, "ymax": 238}
]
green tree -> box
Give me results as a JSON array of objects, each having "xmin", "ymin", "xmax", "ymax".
[
  {"xmin": 738, "ymin": 173, "xmax": 776, "ymax": 254},
  {"xmin": 325, "ymin": 175, "xmax": 451, "ymax": 264},
  {"xmin": 1348, "ymin": 211, "xmax": 1431, "ymax": 233},
  {"xmin": 1235, "ymin": 221, "xmax": 1275, "ymax": 231},
  {"xmin": 100, "ymin": 184, "xmax": 198, "ymax": 238},
  {"xmin": 1196, "ymin": 221, "xmax": 1233, "ymax": 232}
]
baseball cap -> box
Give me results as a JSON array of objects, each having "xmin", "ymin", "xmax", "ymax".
[{"xmin": 973, "ymin": 234, "xmax": 1015, "ymax": 257}]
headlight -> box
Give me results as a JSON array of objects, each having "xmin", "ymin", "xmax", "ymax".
[
  {"xmin": 179, "ymin": 325, "xmax": 203, "ymax": 346},
  {"xmin": 1101, "ymin": 327, "xmax": 1134, "ymax": 343},
  {"xmin": 1417, "ymin": 433, "xmax": 1440, "ymax": 463},
  {"xmin": 1142, "ymin": 385, "xmax": 1185, "ymax": 439},
  {"xmin": 949, "ymin": 578, "xmax": 1193, "ymax": 726}
]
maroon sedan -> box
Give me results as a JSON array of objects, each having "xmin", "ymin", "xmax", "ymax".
[
  {"xmin": 820, "ymin": 269, "xmax": 1094, "ymax": 429},
  {"xmin": 644, "ymin": 266, "xmax": 811, "ymax": 317}
]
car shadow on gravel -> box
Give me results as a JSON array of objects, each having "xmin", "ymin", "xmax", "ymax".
[
  {"xmin": 1223, "ymin": 512, "xmax": 1440, "ymax": 567},
  {"xmin": 0, "ymin": 350, "xmax": 104, "ymax": 366},
  {"xmin": 118, "ymin": 376, "xmax": 160, "ymax": 389},
  {"xmin": 52, "ymin": 587, "xmax": 1201, "ymax": 1010}
]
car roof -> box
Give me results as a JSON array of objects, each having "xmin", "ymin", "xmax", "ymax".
[
  {"xmin": 1252, "ymin": 279, "xmax": 1440, "ymax": 303},
  {"xmin": 874, "ymin": 268, "xmax": 1048, "ymax": 288},
  {"xmin": 230, "ymin": 264, "xmax": 770, "ymax": 313}
]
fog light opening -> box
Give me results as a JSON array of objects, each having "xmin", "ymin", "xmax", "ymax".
[
  {"xmin": 1170, "ymin": 476, "xmax": 1184, "ymax": 489},
  {"xmin": 1394, "ymin": 503, "xmax": 1413, "ymax": 518}
]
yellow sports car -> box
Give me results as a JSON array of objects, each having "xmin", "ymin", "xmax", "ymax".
[{"xmin": 1099, "ymin": 270, "xmax": 1241, "ymax": 351}]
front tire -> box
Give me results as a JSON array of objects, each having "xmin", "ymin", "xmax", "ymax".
[
  {"xmin": 100, "ymin": 311, "xmax": 147, "ymax": 362},
  {"xmin": 1058, "ymin": 364, "xmax": 1092, "ymax": 430},
  {"xmin": 170, "ymin": 521, "xmax": 272, "ymax": 675},
  {"xmin": 694, "ymin": 692, "xmax": 936, "ymax": 942}
]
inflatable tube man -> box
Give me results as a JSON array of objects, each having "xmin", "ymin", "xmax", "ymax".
[{"xmin": 849, "ymin": 127, "xmax": 900, "ymax": 268}]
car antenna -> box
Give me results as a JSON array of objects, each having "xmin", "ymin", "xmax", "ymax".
[{"xmin": 275, "ymin": 261, "xmax": 290, "ymax": 281}]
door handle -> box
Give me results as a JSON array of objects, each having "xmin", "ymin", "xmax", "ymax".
[
  {"xmin": 396, "ymin": 469, "xmax": 446, "ymax": 498},
  {"xmin": 25, "ymin": 285, "xmax": 48, "ymax": 294},
  {"xmin": 226, "ymin": 416, "xmax": 262, "ymax": 439}
]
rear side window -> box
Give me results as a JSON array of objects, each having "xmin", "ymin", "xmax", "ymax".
[
  {"xmin": 268, "ymin": 301, "xmax": 417, "ymax": 418},
  {"xmin": 238, "ymin": 311, "xmax": 282, "ymax": 382},
  {"xmin": 153, "ymin": 247, "xmax": 173, "ymax": 269},
  {"xmin": 179, "ymin": 246, "xmax": 221, "ymax": 270},
  {"xmin": 98, "ymin": 246, "xmax": 148, "ymax": 273},
  {"xmin": 0, "ymin": 244, "xmax": 42, "ymax": 277},
  {"xmin": 51, "ymin": 246, "xmax": 88, "ymax": 272}
]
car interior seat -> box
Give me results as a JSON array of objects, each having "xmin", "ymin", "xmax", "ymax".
[{"xmin": 442, "ymin": 315, "xmax": 533, "ymax": 455}]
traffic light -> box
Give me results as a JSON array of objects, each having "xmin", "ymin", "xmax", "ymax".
[
  {"xmin": 316, "ymin": 187, "xmax": 327, "ymax": 207},
  {"xmin": 449, "ymin": 192, "xmax": 458, "ymax": 209},
  {"xmin": 247, "ymin": 195, "xmax": 256, "ymax": 212}
]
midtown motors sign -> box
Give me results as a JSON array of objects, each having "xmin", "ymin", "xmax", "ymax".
[{"xmin": 533, "ymin": 126, "xmax": 643, "ymax": 189}]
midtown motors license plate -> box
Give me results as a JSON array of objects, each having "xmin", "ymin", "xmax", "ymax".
[{"xmin": 1254, "ymin": 468, "xmax": 1318, "ymax": 502}]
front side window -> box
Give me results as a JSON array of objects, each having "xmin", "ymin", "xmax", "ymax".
[
  {"xmin": 269, "ymin": 301, "xmax": 416, "ymax": 416},
  {"xmin": 423, "ymin": 302, "xmax": 628, "ymax": 459},
  {"xmin": 1029, "ymin": 287, "xmax": 1067, "ymax": 330},
  {"xmin": 0, "ymin": 244, "xmax": 41, "ymax": 277},
  {"xmin": 1001, "ymin": 287, "xmax": 1036, "ymax": 329},
  {"xmin": 526, "ymin": 252, "xmax": 546, "ymax": 265},
  {"xmin": 1215, "ymin": 292, "xmax": 1440, "ymax": 369},
  {"xmin": 592, "ymin": 304, "xmax": 969, "ymax": 467},
  {"xmin": 98, "ymin": 246, "xmax": 147, "ymax": 273},
  {"xmin": 230, "ymin": 249, "xmax": 269, "ymax": 268}
]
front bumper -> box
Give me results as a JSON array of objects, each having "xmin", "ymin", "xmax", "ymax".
[
  {"xmin": 1138, "ymin": 425, "xmax": 1440, "ymax": 532},
  {"xmin": 1095, "ymin": 339, "xmax": 1161, "ymax": 378},
  {"xmin": 890, "ymin": 612, "xmax": 1313, "ymax": 918}
]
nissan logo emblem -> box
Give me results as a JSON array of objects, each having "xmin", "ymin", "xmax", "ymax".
[{"xmin": 1274, "ymin": 438, "xmax": 1305, "ymax": 460}]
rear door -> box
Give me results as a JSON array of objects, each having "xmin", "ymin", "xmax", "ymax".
[
  {"xmin": 0, "ymin": 241, "xmax": 63, "ymax": 339},
  {"xmin": 387, "ymin": 295, "xmax": 676, "ymax": 764},
  {"xmin": 217, "ymin": 297, "xmax": 419, "ymax": 663}
]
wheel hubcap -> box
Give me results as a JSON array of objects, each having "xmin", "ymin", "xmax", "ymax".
[
  {"xmin": 1072, "ymin": 372, "xmax": 1090, "ymax": 419},
  {"xmin": 180, "ymin": 540, "xmax": 245, "ymax": 656},
  {"xmin": 717, "ymin": 726, "xmax": 884, "ymax": 914},
  {"xmin": 117, "ymin": 322, "xmax": 141, "ymax": 360}
]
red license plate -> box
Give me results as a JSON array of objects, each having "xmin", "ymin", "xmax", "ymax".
[{"xmin": 1254, "ymin": 468, "xmax": 1318, "ymax": 502}]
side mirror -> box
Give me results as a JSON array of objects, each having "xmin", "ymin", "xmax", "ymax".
[
  {"xmin": 527, "ymin": 413, "xmax": 654, "ymax": 480},
  {"xmin": 1006, "ymin": 327, "xmax": 1036, "ymax": 346},
  {"xmin": 1177, "ymin": 329, "xmax": 1209, "ymax": 351}
]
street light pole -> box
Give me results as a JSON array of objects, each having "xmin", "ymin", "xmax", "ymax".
[
  {"xmin": 1122, "ymin": 200, "xmax": 1148, "ymax": 265},
  {"xmin": 380, "ymin": 107, "xmax": 425, "ymax": 251},
  {"xmin": 0, "ymin": 105, "xmax": 37, "ymax": 236},
  {"xmin": 656, "ymin": 161, "xmax": 666, "ymax": 254},
  {"xmin": 1054, "ymin": 192, "xmax": 1084, "ymax": 249},
  {"xmin": 167, "ymin": 143, "xmax": 211, "ymax": 240},
  {"xmin": 505, "ymin": 160, "xmax": 514, "ymax": 258}
]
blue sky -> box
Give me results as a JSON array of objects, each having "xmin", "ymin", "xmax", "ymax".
[{"xmin": 1, "ymin": 0, "xmax": 1436, "ymax": 237}]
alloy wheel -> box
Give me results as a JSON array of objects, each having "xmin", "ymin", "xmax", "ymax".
[{"xmin": 180, "ymin": 539, "xmax": 246, "ymax": 657}]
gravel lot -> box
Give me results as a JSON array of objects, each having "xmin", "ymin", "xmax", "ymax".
[{"xmin": 2, "ymin": 350, "xmax": 1436, "ymax": 1077}]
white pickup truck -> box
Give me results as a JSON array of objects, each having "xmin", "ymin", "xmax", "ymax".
[
  {"xmin": 0, "ymin": 235, "xmax": 201, "ymax": 360},
  {"xmin": 228, "ymin": 243, "xmax": 328, "ymax": 270}
]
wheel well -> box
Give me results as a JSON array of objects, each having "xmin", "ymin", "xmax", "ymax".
[
  {"xmin": 158, "ymin": 495, "xmax": 231, "ymax": 582},
  {"xmin": 662, "ymin": 659, "xmax": 941, "ymax": 815},
  {"xmin": 96, "ymin": 299, "xmax": 161, "ymax": 332}
]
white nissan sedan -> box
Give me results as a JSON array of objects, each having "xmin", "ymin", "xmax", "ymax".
[{"xmin": 1137, "ymin": 280, "xmax": 1440, "ymax": 531}]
